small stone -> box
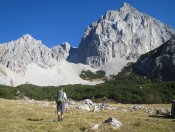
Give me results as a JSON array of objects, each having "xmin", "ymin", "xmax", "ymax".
[{"xmin": 91, "ymin": 124, "xmax": 100, "ymax": 130}]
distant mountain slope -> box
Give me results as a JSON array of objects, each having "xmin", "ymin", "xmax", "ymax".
[
  {"xmin": 0, "ymin": 34, "xmax": 102, "ymax": 86},
  {"xmin": 0, "ymin": 2, "xmax": 175, "ymax": 86},
  {"xmin": 77, "ymin": 3, "xmax": 175, "ymax": 67},
  {"xmin": 134, "ymin": 35, "xmax": 175, "ymax": 81},
  {"xmin": 0, "ymin": 34, "xmax": 71, "ymax": 73}
]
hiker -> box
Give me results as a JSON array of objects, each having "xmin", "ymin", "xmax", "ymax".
[{"xmin": 56, "ymin": 88, "xmax": 67, "ymax": 122}]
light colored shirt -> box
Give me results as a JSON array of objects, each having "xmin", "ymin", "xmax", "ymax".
[{"xmin": 63, "ymin": 92, "xmax": 67, "ymax": 102}]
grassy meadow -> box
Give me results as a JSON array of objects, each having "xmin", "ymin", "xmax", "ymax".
[{"xmin": 0, "ymin": 98, "xmax": 174, "ymax": 132}]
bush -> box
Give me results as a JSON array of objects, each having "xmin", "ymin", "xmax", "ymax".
[
  {"xmin": 80, "ymin": 70, "xmax": 105, "ymax": 80},
  {"xmin": 0, "ymin": 64, "xmax": 175, "ymax": 104}
]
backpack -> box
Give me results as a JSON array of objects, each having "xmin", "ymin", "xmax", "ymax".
[{"xmin": 56, "ymin": 90, "xmax": 64, "ymax": 104}]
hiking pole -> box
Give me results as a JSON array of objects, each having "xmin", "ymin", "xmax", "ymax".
[
  {"xmin": 55, "ymin": 107, "xmax": 57, "ymax": 122},
  {"xmin": 53, "ymin": 101, "xmax": 57, "ymax": 122}
]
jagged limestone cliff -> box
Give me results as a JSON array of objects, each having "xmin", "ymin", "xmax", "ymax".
[
  {"xmin": 77, "ymin": 3, "xmax": 175, "ymax": 67},
  {"xmin": 0, "ymin": 34, "xmax": 71, "ymax": 72}
]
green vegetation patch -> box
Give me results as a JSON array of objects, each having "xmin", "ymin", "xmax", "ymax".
[
  {"xmin": 80, "ymin": 70, "xmax": 105, "ymax": 80},
  {"xmin": 0, "ymin": 63, "xmax": 175, "ymax": 104}
]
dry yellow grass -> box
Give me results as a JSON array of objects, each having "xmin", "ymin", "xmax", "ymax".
[{"xmin": 0, "ymin": 98, "xmax": 174, "ymax": 132}]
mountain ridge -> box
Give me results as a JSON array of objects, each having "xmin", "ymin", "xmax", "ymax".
[
  {"xmin": 0, "ymin": 2, "xmax": 175, "ymax": 86},
  {"xmin": 77, "ymin": 3, "xmax": 175, "ymax": 67},
  {"xmin": 0, "ymin": 34, "xmax": 73, "ymax": 72}
]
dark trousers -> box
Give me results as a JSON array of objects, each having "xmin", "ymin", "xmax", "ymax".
[{"xmin": 57, "ymin": 102, "xmax": 65, "ymax": 115}]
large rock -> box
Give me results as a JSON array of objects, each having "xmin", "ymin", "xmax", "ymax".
[
  {"xmin": 156, "ymin": 108, "xmax": 171, "ymax": 116},
  {"xmin": 104, "ymin": 117, "xmax": 122, "ymax": 129},
  {"xmin": 131, "ymin": 105, "xmax": 145, "ymax": 110},
  {"xmin": 76, "ymin": 104, "xmax": 90, "ymax": 111},
  {"xmin": 134, "ymin": 35, "xmax": 175, "ymax": 81},
  {"xmin": 97, "ymin": 103, "xmax": 108, "ymax": 110},
  {"xmin": 82, "ymin": 99, "xmax": 94, "ymax": 107},
  {"xmin": 93, "ymin": 105, "xmax": 100, "ymax": 112},
  {"xmin": 76, "ymin": 99, "xmax": 94, "ymax": 111},
  {"xmin": 77, "ymin": 3, "xmax": 175, "ymax": 67}
]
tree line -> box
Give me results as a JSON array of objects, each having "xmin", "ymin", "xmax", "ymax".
[{"xmin": 0, "ymin": 63, "xmax": 175, "ymax": 104}]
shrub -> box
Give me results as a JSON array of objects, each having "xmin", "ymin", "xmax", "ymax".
[
  {"xmin": 0, "ymin": 64, "xmax": 175, "ymax": 104},
  {"xmin": 79, "ymin": 70, "xmax": 105, "ymax": 80}
]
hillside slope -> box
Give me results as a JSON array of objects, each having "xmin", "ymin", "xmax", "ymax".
[{"xmin": 134, "ymin": 35, "xmax": 175, "ymax": 81}]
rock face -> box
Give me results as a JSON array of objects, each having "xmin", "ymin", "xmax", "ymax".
[
  {"xmin": 0, "ymin": 34, "xmax": 105, "ymax": 86},
  {"xmin": 134, "ymin": 35, "xmax": 175, "ymax": 81},
  {"xmin": 77, "ymin": 2, "xmax": 175, "ymax": 67},
  {"xmin": 0, "ymin": 34, "xmax": 71, "ymax": 72},
  {"xmin": 0, "ymin": 2, "xmax": 175, "ymax": 86},
  {"xmin": 51, "ymin": 42, "xmax": 71, "ymax": 61}
]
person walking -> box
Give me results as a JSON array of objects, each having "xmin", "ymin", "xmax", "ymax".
[{"xmin": 55, "ymin": 88, "xmax": 67, "ymax": 122}]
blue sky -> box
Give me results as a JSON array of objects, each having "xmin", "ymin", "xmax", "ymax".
[{"xmin": 0, "ymin": 0, "xmax": 175, "ymax": 48}]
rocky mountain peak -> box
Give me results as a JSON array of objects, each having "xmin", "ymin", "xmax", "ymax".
[
  {"xmin": 16, "ymin": 34, "xmax": 42, "ymax": 45},
  {"xmin": 60, "ymin": 42, "xmax": 71, "ymax": 52},
  {"xmin": 21, "ymin": 34, "xmax": 33, "ymax": 40},
  {"xmin": 77, "ymin": 3, "xmax": 175, "ymax": 67},
  {"xmin": 0, "ymin": 34, "xmax": 56, "ymax": 72},
  {"xmin": 113, "ymin": 3, "xmax": 138, "ymax": 18},
  {"xmin": 121, "ymin": 2, "xmax": 135, "ymax": 11},
  {"xmin": 18, "ymin": 34, "xmax": 34, "ymax": 42},
  {"xmin": 51, "ymin": 42, "xmax": 71, "ymax": 61},
  {"xmin": 100, "ymin": 3, "xmax": 138, "ymax": 23},
  {"xmin": 0, "ymin": 34, "xmax": 74, "ymax": 74}
]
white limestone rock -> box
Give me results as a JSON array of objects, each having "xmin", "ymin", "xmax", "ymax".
[
  {"xmin": 104, "ymin": 117, "xmax": 122, "ymax": 129},
  {"xmin": 0, "ymin": 34, "xmax": 71, "ymax": 73},
  {"xmin": 76, "ymin": 104, "xmax": 90, "ymax": 111},
  {"xmin": 131, "ymin": 105, "xmax": 145, "ymax": 110},
  {"xmin": 82, "ymin": 99, "xmax": 94, "ymax": 107},
  {"xmin": 51, "ymin": 42, "xmax": 71, "ymax": 61},
  {"xmin": 156, "ymin": 108, "xmax": 171, "ymax": 116},
  {"xmin": 91, "ymin": 124, "xmax": 100, "ymax": 130},
  {"xmin": 93, "ymin": 105, "xmax": 100, "ymax": 112},
  {"xmin": 0, "ymin": 34, "xmax": 63, "ymax": 72},
  {"xmin": 77, "ymin": 3, "xmax": 175, "ymax": 67}
]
